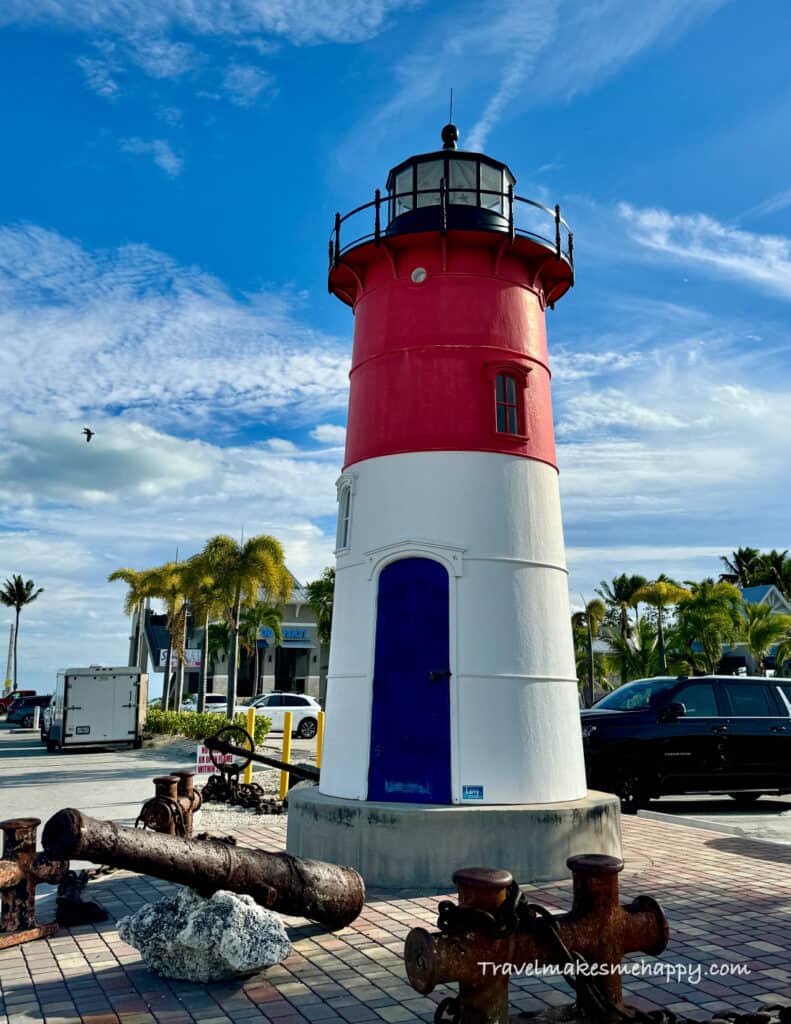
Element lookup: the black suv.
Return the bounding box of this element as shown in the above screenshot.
[581,675,791,813]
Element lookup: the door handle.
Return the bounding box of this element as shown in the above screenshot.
[428,670,452,681]
[710,724,728,734]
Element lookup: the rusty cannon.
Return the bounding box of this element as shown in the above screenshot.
[43,808,364,931]
[404,855,668,1024]
[0,818,69,948]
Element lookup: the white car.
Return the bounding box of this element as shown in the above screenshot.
[248,692,321,738]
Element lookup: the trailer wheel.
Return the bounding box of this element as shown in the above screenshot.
[133,737,143,749]
[47,739,60,753]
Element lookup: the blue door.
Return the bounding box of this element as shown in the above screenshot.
[368,557,451,803]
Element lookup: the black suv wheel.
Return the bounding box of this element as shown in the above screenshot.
[615,772,644,815]
[728,792,763,806]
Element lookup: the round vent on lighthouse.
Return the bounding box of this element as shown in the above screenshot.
[410,267,427,284]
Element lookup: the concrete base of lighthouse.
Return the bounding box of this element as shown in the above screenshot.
[286,788,621,890]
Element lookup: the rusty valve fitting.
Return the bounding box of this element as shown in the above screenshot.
[0,818,69,949]
[405,855,668,1024]
[137,771,203,837]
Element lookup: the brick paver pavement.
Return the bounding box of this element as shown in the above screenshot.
[0,815,789,1024]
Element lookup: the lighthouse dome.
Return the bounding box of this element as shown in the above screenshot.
[385,123,516,236]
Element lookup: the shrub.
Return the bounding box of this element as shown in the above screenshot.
[145,708,270,746]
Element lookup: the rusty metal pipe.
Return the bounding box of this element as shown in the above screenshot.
[43,808,364,931]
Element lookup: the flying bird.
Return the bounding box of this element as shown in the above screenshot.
[82,428,95,443]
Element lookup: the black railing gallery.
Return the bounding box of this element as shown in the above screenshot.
[328,184,573,271]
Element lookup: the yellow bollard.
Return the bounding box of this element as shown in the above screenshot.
[316,710,325,769]
[279,711,293,800]
[243,706,256,785]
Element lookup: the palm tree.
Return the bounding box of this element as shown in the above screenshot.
[739,603,791,675]
[202,535,291,717]
[207,623,230,673]
[719,547,761,588]
[755,549,791,601]
[676,579,742,674]
[596,574,647,682]
[630,578,690,674]
[107,568,155,671]
[181,555,226,713]
[0,576,44,688]
[600,616,661,683]
[571,598,606,707]
[240,603,283,696]
[305,567,335,646]
[145,561,188,710]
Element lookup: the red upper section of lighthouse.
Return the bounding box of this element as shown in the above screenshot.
[328,127,574,473]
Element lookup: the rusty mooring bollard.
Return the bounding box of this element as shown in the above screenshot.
[137,771,203,837]
[0,818,69,949]
[405,855,668,1024]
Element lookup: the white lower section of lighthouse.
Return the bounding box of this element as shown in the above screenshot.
[319,450,588,806]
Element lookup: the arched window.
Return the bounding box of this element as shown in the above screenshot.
[495,373,520,434]
[336,482,352,550]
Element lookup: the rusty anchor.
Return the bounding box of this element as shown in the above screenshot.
[0,818,69,949]
[43,807,365,931]
[405,855,669,1024]
[136,771,203,837]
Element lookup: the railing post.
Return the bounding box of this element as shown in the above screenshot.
[440,178,447,237]
[334,212,341,268]
[374,189,382,245]
[555,204,561,261]
[568,232,575,286]
[508,184,514,241]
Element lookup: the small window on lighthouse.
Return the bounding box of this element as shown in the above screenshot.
[337,484,352,550]
[495,374,520,434]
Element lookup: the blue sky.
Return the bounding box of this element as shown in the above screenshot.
[1,0,790,692]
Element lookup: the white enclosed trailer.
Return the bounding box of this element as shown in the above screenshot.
[47,667,148,752]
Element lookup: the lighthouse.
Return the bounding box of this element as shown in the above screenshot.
[287,126,620,885]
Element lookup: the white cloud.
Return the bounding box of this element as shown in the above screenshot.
[127,37,202,78]
[0,0,418,47]
[742,188,791,220]
[310,424,346,445]
[618,202,791,300]
[75,42,123,97]
[119,137,184,177]
[222,63,273,107]
[0,224,351,433]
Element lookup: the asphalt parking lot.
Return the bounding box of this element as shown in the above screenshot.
[0,719,316,835]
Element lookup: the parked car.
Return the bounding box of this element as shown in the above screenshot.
[0,689,36,714]
[247,692,321,738]
[581,675,791,813]
[7,694,52,728]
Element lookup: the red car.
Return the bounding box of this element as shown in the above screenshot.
[0,689,36,714]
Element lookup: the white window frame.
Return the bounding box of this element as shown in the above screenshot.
[336,480,353,551]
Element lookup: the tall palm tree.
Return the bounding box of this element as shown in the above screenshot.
[600,616,661,683]
[596,574,647,682]
[305,567,335,646]
[755,549,791,601]
[571,598,606,707]
[676,579,742,674]
[239,603,283,696]
[107,568,155,671]
[0,576,44,688]
[719,547,761,588]
[145,561,188,710]
[181,555,226,713]
[630,578,690,673]
[739,603,791,675]
[202,534,291,717]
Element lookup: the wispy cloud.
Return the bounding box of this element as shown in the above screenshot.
[222,63,273,107]
[0,224,350,435]
[742,187,791,220]
[0,0,418,47]
[120,137,184,177]
[618,202,791,300]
